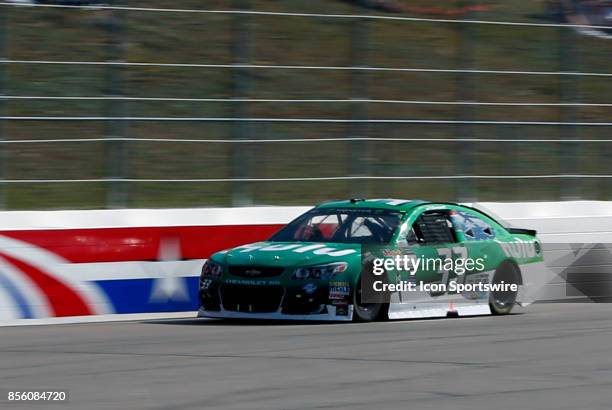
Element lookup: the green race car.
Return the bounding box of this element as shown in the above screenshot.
[198,199,544,321]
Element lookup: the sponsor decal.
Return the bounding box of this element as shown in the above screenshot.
[225,279,281,286]
[234,243,357,257]
[382,249,402,257]
[302,283,318,295]
[329,281,352,300]
[498,239,539,259]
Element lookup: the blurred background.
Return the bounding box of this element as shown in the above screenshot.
[0,0,611,209]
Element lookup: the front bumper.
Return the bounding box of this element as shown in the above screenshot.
[198,278,354,321]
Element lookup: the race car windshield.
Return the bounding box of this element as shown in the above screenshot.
[269,208,402,244]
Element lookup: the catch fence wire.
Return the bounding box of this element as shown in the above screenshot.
[0,1,610,206]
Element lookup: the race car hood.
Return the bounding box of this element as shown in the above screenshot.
[216,241,361,268]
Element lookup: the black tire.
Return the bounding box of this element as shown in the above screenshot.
[489,261,521,315]
[352,269,389,322]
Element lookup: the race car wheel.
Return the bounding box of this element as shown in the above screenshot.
[489,261,521,315]
[352,273,387,322]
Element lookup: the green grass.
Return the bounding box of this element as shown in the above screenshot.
[1,0,611,209]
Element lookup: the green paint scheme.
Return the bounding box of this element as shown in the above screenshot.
[200,199,543,317]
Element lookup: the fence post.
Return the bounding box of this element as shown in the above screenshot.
[105,1,128,208]
[455,1,476,202]
[558,25,579,200]
[349,12,369,198]
[0,6,7,209]
[230,0,252,206]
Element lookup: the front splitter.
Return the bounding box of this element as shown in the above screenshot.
[197,305,353,321]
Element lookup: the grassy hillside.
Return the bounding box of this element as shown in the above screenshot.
[1,0,611,209]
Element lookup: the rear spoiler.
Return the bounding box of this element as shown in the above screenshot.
[506,227,537,237]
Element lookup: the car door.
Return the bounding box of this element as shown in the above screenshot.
[406,208,463,296]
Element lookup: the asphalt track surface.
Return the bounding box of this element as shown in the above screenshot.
[1,304,612,410]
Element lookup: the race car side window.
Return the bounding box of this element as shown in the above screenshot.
[410,211,458,244]
[449,210,496,242]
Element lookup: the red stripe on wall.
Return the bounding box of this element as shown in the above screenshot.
[0,224,283,263]
[0,253,93,317]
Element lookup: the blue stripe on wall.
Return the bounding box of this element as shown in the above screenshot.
[93,277,199,314]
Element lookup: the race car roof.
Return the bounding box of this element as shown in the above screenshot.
[316,198,429,212]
